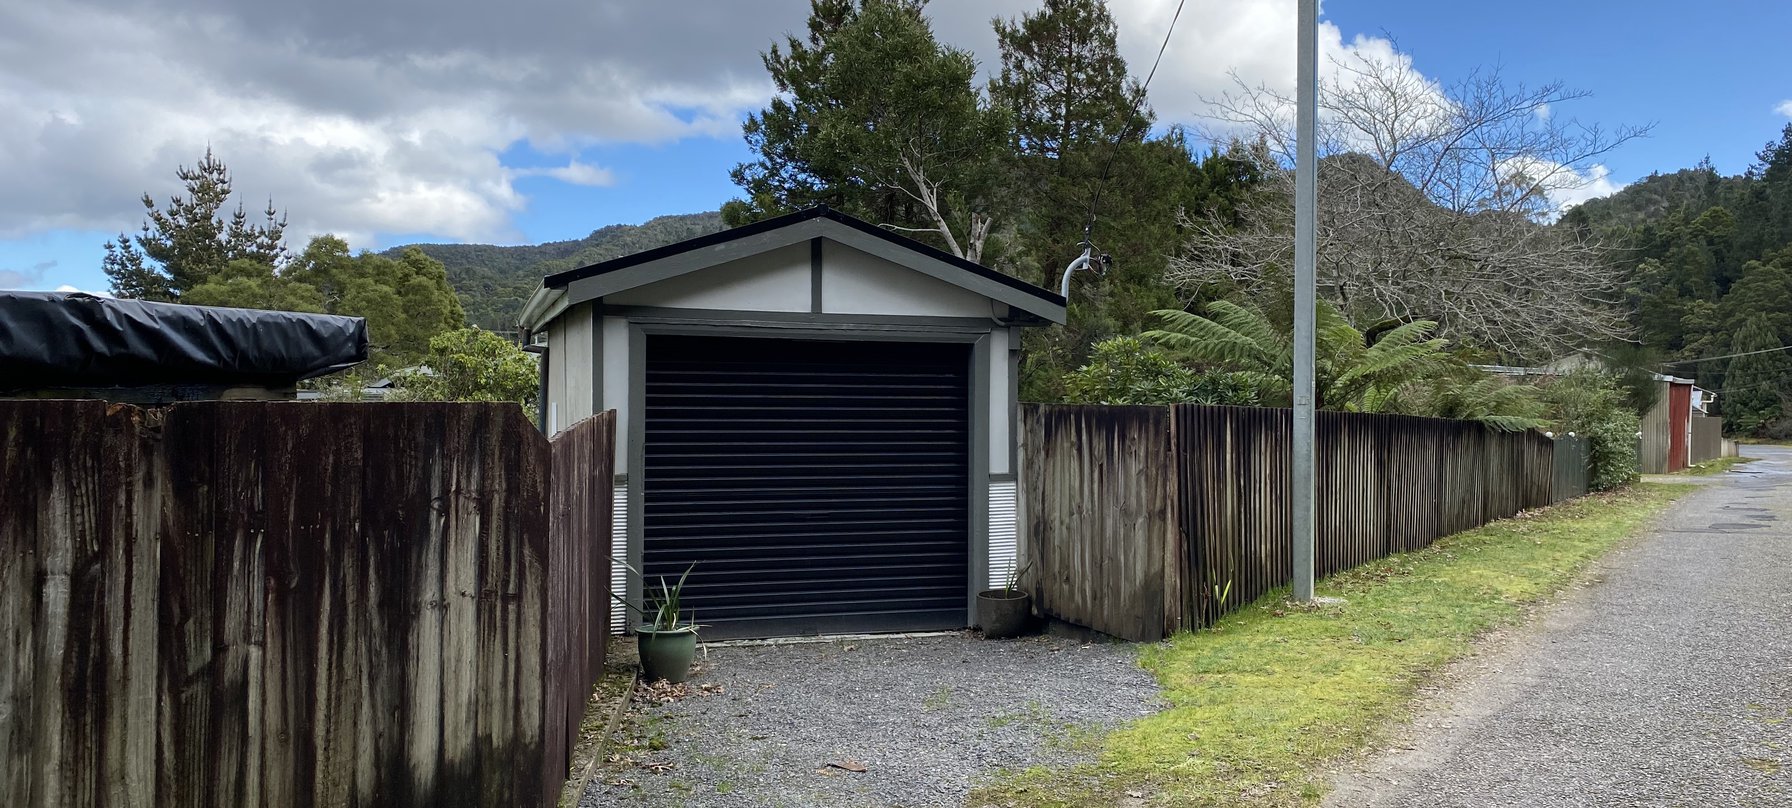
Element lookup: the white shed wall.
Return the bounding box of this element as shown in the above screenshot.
[987,327,1010,476]
[606,243,810,312]
[602,315,631,474]
[544,302,596,436]
[820,241,992,318]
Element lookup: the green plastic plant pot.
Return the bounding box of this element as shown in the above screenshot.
[636,627,699,684]
[976,590,1032,639]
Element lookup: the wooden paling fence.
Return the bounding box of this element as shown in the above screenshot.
[1023,404,1578,642]
[1689,415,1723,466]
[0,400,614,808]
[1551,435,1591,501]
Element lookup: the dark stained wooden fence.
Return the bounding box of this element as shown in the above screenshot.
[1023,404,1572,641]
[1023,406,1177,642]
[544,413,615,800]
[1551,435,1590,501]
[1,400,614,808]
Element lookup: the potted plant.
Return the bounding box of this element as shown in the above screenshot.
[612,561,701,684]
[977,559,1033,639]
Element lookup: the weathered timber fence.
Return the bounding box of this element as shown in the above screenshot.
[1689,415,1723,466]
[0,400,614,808]
[1551,435,1590,501]
[541,413,612,806]
[1022,404,1573,641]
[545,412,615,800]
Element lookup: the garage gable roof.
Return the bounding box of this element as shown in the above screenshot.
[534,206,1067,326]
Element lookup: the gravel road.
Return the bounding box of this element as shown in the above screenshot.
[583,632,1159,808]
[1327,446,1792,808]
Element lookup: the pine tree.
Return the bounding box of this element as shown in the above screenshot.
[989,0,1259,399]
[1721,314,1792,435]
[103,149,289,301]
[724,0,1006,262]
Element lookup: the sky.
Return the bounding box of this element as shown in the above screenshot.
[2,0,1788,294]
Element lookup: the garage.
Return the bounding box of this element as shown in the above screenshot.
[519,205,1065,638]
[644,336,971,638]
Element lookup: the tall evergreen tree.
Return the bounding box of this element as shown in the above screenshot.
[725,0,1006,262]
[103,149,288,300]
[1720,314,1792,435]
[990,0,1146,165]
[988,0,1258,398]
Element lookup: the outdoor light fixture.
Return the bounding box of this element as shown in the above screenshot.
[1058,242,1109,298]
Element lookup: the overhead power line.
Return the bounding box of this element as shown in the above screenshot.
[1661,343,1792,366]
[1082,0,1187,235]
[1139,0,1186,93]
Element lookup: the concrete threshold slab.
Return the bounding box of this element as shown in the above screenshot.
[704,630,963,648]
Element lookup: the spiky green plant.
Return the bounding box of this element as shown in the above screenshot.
[1141,299,1447,411]
[609,559,698,632]
[1399,367,1547,432]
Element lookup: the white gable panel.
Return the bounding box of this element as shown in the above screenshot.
[605,242,810,312]
[821,240,993,318]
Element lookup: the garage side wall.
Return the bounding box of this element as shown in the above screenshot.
[543,301,596,436]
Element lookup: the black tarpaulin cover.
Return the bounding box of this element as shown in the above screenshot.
[0,291,369,388]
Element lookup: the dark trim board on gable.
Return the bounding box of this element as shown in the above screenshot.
[539,205,1067,319]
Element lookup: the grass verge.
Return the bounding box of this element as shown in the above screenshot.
[1682,455,1756,476]
[968,482,1694,808]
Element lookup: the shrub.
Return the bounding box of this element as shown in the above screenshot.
[1537,370,1640,490]
[1062,336,1259,406]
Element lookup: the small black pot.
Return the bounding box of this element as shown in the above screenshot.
[976,589,1032,639]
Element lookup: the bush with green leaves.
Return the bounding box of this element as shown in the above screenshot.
[1062,336,1259,405]
[1537,369,1641,490]
[389,328,539,421]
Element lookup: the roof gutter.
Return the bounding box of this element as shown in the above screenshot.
[517,284,568,333]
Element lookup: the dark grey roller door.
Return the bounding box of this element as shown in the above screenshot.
[642,335,971,639]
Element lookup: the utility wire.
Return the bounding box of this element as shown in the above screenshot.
[1661,343,1792,365]
[1082,0,1188,237]
[1709,378,1791,395]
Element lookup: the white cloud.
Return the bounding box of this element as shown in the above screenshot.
[0,0,1625,250]
[53,284,113,297]
[1500,157,1624,214]
[1550,163,1623,210]
[1777,100,1792,118]
[1098,0,1408,127]
[0,0,791,248]
[0,259,57,288]
[514,160,618,188]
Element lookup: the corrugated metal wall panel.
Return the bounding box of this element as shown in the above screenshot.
[987,480,1018,589]
[643,336,971,639]
[611,482,628,633]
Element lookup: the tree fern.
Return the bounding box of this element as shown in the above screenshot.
[1138,298,1543,430]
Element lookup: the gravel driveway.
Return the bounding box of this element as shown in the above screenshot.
[583,632,1160,808]
[1327,446,1792,807]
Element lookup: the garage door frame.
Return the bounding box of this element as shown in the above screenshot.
[621,316,993,635]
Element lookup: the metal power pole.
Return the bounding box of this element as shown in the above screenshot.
[1291,0,1318,603]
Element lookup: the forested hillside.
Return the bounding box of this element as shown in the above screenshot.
[1564,124,1792,433]
[395,211,725,330]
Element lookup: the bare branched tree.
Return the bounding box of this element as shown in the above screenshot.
[1173,49,1649,361]
[883,146,994,264]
